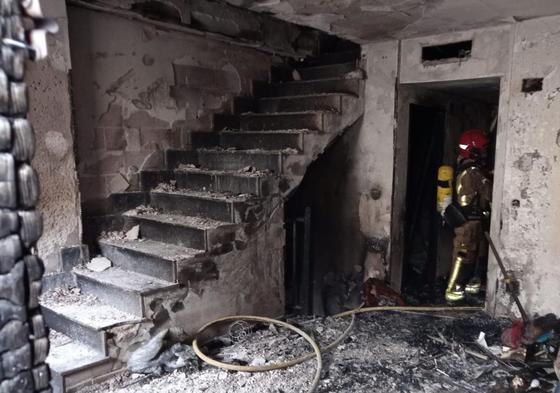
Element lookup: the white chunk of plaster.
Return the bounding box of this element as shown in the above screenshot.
[86,256,112,272]
[125,225,140,241]
[250,357,266,366]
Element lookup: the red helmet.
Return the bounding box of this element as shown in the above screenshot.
[458,129,489,159]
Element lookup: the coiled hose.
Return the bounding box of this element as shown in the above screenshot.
[192,306,482,392]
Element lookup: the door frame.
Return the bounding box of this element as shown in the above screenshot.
[389,78,504,295]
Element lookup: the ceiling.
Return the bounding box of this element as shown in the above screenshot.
[224,0,560,43]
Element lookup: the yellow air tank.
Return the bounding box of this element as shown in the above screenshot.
[437,165,454,215]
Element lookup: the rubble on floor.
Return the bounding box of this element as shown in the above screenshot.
[75,311,559,393]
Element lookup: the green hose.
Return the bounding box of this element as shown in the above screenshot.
[192,306,482,392]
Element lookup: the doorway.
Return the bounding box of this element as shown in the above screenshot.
[392,78,500,306]
[402,105,446,300]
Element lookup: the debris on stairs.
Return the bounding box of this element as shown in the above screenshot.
[41,286,143,392]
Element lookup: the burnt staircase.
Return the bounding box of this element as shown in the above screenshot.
[42,48,365,392]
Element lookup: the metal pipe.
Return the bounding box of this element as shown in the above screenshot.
[484,232,528,322]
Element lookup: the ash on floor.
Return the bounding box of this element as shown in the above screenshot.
[77,312,553,393]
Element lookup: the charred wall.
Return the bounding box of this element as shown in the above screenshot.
[68,6,275,207]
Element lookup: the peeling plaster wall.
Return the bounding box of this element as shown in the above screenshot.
[488,15,560,317]
[28,0,82,272]
[357,42,400,250]
[68,6,273,204]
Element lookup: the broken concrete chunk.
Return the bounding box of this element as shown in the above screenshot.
[86,256,112,272]
[250,357,266,367]
[125,225,140,241]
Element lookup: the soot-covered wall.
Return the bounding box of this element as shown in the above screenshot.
[68,6,274,206]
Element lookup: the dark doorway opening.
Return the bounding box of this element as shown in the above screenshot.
[402,105,446,299]
[396,78,500,306]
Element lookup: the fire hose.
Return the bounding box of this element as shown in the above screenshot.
[192,306,482,392]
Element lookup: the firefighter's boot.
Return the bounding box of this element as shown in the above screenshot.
[465,277,482,295]
[445,254,474,302]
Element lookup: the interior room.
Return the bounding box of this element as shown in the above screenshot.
[2,0,560,392]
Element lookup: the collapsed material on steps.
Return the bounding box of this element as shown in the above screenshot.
[192,306,483,392]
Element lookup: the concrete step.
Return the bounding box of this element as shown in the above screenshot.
[255,78,361,98]
[166,149,198,170]
[191,131,220,149]
[230,96,256,114]
[213,113,240,131]
[139,170,174,191]
[240,111,326,131]
[219,130,305,151]
[296,62,358,80]
[99,237,205,282]
[270,64,295,83]
[196,149,288,173]
[74,267,178,317]
[41,292,139,355]
[258,94,347,113]
[47,332,121,393]
[141,168,273,196]
[302,50,361,67]
[108,192,148,214]
[122,210,237,252]
[149,189,260,223]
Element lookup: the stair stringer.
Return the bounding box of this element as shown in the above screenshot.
[136,196,286,337]
[279,86,365,195]
[137,80,366,337]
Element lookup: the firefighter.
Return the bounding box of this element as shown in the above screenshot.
[445,129,492,302]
